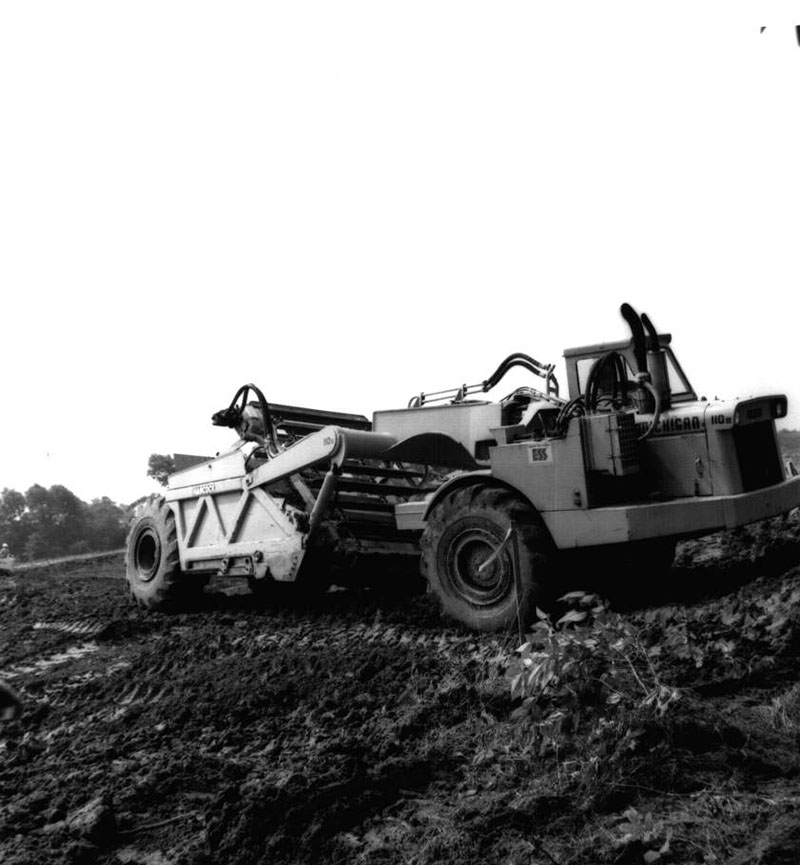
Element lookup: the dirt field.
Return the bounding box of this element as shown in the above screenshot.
[4,520,800,865]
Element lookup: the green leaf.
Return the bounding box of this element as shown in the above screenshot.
[557,610,588,625]
[558,591,590,602]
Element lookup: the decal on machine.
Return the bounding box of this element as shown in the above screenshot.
[528,443,553,464]
[192,483,217,496]
[636,415,705,438]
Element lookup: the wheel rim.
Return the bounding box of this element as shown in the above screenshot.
[443,522,513,608]
[133,527,161,582]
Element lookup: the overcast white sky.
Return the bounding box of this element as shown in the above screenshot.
[1,3,799,505]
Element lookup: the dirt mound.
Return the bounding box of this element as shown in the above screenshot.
[3,520,800,864]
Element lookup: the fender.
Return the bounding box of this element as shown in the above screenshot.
[381,432,481,470]
[423,470,533,521]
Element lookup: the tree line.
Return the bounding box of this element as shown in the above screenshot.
[0,485,131,562]
[0,454,182,563]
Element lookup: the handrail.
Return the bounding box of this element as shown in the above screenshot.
[408,352,560,407]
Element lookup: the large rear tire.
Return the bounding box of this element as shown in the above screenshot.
[126,498,201,610]
[420,485,553,632]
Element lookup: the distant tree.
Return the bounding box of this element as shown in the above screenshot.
[0,488,28,556]
[147,454,176,487]
[23,484,87,560]
[1,484,132,562]
[24,533,49,562]
[0,488,25,523]
[85,497,128,550]
[24,483,48,514]
[20,483,48,560]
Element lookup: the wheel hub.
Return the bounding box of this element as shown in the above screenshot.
[454,538,499,587]
[444,522,512,607]
[134,528,161,582]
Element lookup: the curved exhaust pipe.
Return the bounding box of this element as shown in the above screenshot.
[620,302,662,424]
[620,303,648,374]
[640,312,659,352]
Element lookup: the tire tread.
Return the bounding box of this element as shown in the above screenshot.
[420,483,553,631]
[125,497,199,610]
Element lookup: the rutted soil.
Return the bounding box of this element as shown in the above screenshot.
[4,521,800,865]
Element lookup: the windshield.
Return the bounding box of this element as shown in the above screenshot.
[664,349,694,401]
[575,349,695,403]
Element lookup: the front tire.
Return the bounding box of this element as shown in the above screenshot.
[420,485,553,632]
[126,498,200,610]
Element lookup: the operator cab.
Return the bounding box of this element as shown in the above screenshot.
[563,335,696,405]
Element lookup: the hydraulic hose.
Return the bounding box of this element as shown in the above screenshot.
[482,353,560,397]
[636,379,662,441]
[584,351,628,412]
[555,395,586,436]
[556,350,627,435]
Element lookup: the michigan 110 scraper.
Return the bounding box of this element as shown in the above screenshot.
[126,303,800,630]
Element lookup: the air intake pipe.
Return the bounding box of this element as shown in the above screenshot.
[619,303,662,440]
[641,312,672,413]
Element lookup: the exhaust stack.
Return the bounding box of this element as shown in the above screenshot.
[641,312,672,412]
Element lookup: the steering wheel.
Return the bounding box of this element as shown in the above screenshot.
[211,383,282,455]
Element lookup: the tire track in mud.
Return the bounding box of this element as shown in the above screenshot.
[7,532,800,865]
[0,574,523,865]
[32,619,109,637]
[0,619,117,683]
[3,593,517,735]
[85,613,516,732]
[245,617,515,665]
[0,642,101,680]
[181,606,511,865]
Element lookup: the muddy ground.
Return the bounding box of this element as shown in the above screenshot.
[4,518,800,865]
